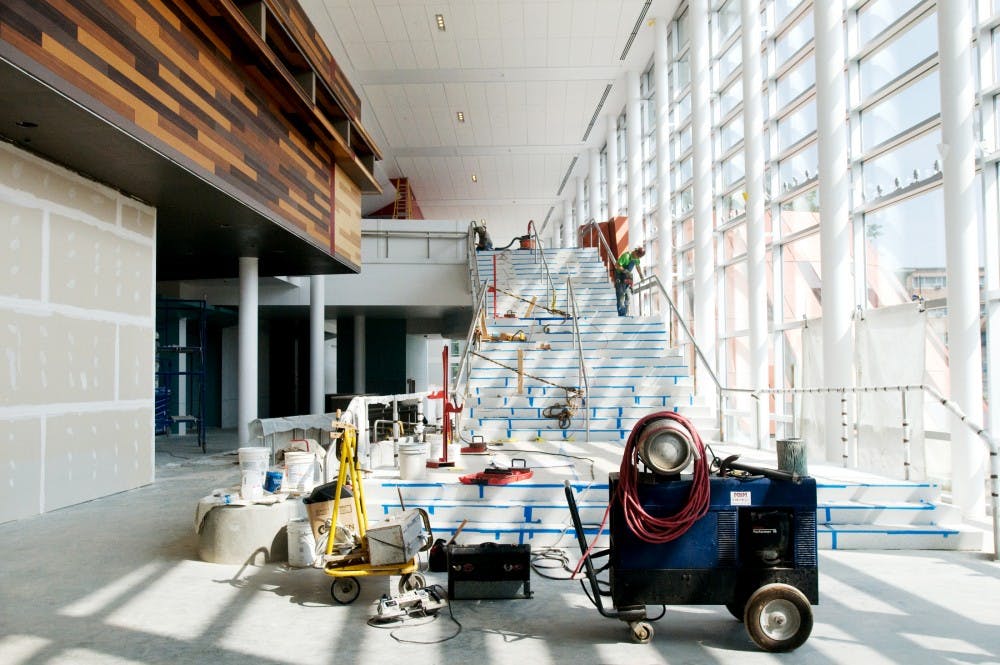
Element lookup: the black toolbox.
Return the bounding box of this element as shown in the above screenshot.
[447,543,531,599]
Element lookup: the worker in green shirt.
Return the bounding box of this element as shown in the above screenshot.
[615,246,645,316]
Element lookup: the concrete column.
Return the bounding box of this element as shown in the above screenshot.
[626,70,643,247]
[353,315,366,394]
[743,0,768,446]
[563,198,574,247]
[814,1,853,463]
[238,256,258,445]
[575,175,586,233]
[589,148,601,226]
[310,275,325,414]
[938,1,985,517]
[690,0,716,374]
[654,17,672,301]
[607,114,620,218]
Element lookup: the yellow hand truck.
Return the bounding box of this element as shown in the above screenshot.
[322,421,432,604]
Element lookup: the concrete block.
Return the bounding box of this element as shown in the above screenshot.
[198,500,305,564]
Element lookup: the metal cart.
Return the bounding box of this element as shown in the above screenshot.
[321,422,432,604]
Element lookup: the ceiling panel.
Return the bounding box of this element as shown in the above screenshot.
[299,0,680,229]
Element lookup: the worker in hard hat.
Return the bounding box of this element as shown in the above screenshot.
[473,220,493,251]
[614,246,645,316]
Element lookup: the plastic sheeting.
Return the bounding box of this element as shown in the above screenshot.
[855,304,926,479]
[798,303,927,478]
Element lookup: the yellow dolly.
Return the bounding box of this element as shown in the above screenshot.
[322,422,431,604]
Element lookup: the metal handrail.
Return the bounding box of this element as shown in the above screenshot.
[467,221,482,303]
[566,276,590,442]
[752,383,999,562]
[526,220,558,313]
[579,219,618,278]
[633,273,731,437]
[452,281,490,410]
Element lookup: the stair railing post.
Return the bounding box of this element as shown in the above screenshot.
[901,390,911,481]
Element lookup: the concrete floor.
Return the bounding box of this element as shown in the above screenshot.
[1,429,999,665]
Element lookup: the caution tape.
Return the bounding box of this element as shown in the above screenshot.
[488,285,568,317]
[470,351,582,395]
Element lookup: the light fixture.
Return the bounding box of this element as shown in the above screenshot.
[471,174,478,183]
[15,120,37,128]
[435,13,445,31]
[456,111,465,122]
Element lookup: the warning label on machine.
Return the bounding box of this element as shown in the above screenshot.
[730,491,752,506]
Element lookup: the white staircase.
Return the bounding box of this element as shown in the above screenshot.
[367,246,983,553]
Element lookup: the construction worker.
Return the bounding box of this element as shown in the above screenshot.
[614,246,645,316]
[473,220,493,251]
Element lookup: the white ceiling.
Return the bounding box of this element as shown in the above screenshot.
[300,0,678,240]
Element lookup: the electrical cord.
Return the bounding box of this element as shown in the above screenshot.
[616,411,710,544]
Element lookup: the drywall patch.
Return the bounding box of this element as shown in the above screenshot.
[49,213,153,316]
[117,324,154,401]
[44,408,153,511]
[0,417,42,523]
[121,202,156,239]
[0,201,43,300]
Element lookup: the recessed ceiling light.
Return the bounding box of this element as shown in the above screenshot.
[456,111,465,122]
[15,120,38,128]
[471,174,478,183]
[435,13,446,31]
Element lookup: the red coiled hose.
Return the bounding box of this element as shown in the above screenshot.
[616,411,711,543]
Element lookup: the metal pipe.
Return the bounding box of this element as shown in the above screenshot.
[567,277,590,442]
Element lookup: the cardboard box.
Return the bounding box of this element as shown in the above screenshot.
[366,509,426,566]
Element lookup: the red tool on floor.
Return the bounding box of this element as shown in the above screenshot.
[459,458,533,485]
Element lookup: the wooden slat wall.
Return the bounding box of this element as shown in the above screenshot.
[265,0,360,122]
[0,0,363,270]
[333,164,361,268]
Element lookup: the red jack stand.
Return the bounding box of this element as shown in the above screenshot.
[428,344,458,468]
[461,434,489,455]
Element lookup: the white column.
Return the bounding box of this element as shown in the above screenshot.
[563,198,574,247]
[691,0,716,374]
[589,148,601,226]
[654,17,672,301]
[743,0,767,447]
[551,224,561,249]
[814,1,853,463]
[238,256,259,445]
[310,275,325,414]
[353,315,366,393]
[626,70,643,247]
[607,114,620,218]
[575,175,586,232]
[938,2,985,517]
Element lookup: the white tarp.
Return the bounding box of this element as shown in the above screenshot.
[799,322,827,466]
[854,303,927,479]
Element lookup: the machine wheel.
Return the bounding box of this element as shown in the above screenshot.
[399,572,426,593]
[330,577,361,604]
[744,584,812,652]
[629,620,654,644]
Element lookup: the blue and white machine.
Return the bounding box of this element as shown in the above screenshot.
[567,412,818,652]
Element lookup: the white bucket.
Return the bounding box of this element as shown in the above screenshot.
[286,517,316,567]
[398,442,428,480]
[238,447,269,500]
[285,451,315,493]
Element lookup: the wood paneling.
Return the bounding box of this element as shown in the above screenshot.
[334,164,361,268]
[0,0,373,271]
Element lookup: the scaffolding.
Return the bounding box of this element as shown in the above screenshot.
[156,298,207,453]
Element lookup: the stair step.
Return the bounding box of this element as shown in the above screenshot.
[818,500,962,525]
[817,523,983,550]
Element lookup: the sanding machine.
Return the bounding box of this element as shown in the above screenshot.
[567,411,818,652]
